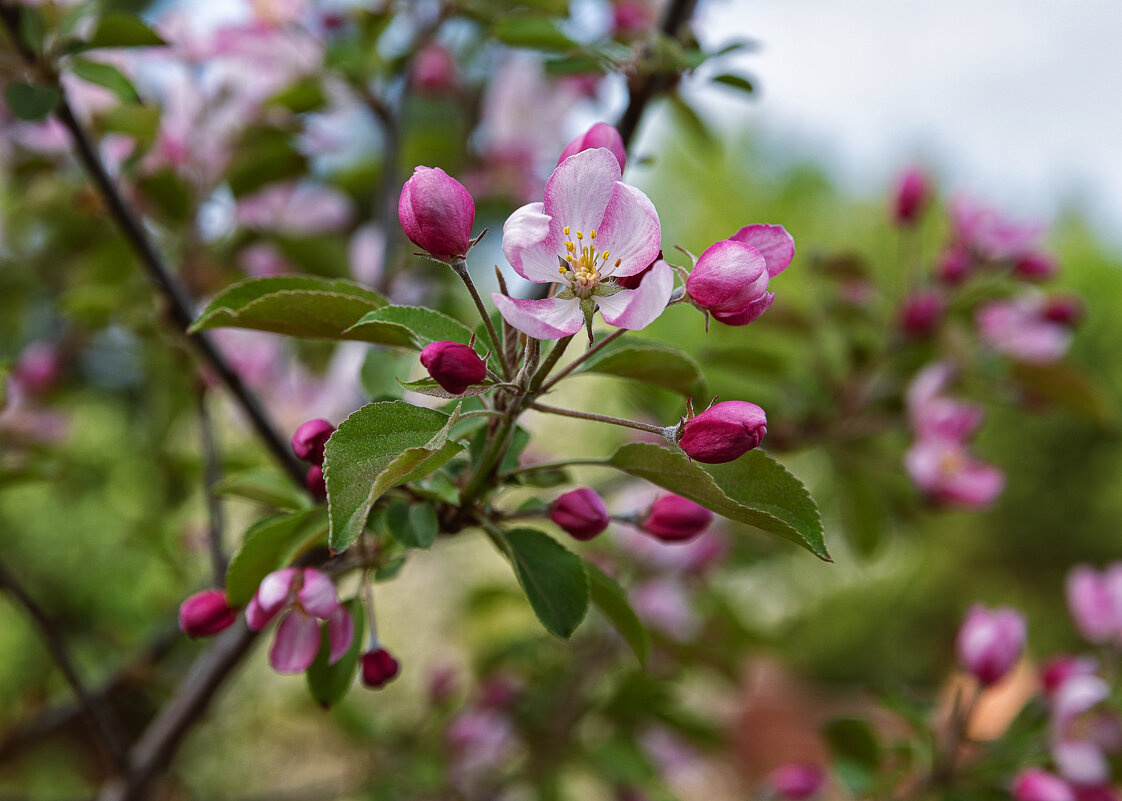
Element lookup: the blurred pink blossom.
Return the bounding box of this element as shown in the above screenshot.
[951,197,1045,261]
[905,435,1005,508]
[236,181,353,234]
[977,295,1073,364]
[631,578,700,640]
[1065,565,1122,644]
[246,568,353,674]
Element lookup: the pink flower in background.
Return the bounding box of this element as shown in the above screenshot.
[1013,769,1076,801]
[239,242,295,277]
[558,122,627,171]
[892,168,930,226]
[955,604,1026,685]
[612,0,657,37]
[493,148,671,340]
[349,224,385,286]
[1042,656,1100,698]
[12,342,63,396]
[977,295,1073,364]
[412,43,457,93]
[237,181,353,234]
[907,363,985,442]
[951,197,1045,261]
[1014,251,1060,282]
[631,578,700,640]
[246,568,354,674]
[936,244,974,284]
[899,289,945,337]
[1049,670,1122,787]
[769,763,826,800]
[447,708,519,782]
[905,436,1004,508]
[1065,565,1122,644]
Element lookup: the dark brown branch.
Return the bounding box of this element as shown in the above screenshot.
[196,386,227,583]
[0,559,127,769]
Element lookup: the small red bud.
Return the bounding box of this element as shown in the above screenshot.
[361,647,400,689]
[178,589,237,638]
[306,465,327,499]
[769,763,826,800]
[550,488,610,541]
[1012,252,1059,282]
[292,418,334,465]
[641,495,713,542]
[899,289,944,338]
[1042,294,1083,327]
[678,400,767,464]
[892,168,929,226]
[420,340,487,395]
[686,240,773,326]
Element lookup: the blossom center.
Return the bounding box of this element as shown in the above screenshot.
[937,446,967,477]
[558,226,621,296]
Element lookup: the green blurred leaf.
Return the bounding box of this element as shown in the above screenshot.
[4,82,60,121]
[499,527,590,638]
[190,276,388,339]
[305,598,364,708]
[493,14,578,51]
[227,131,307,196]
[136,170,192,221]
[215,468,311,511]
[225,509,328,607]
[344,305,474,349]
[823,717,881,768]
[100,104,160,138]
[323,401,464,551]
[1010,361,1117,426]
[604,443,829,560]
[86,13,165,49]
[268,78,327,113]
[67,57,140,103]
[711,73,756,95]
[587,562,650,667]
[579,339,707,397]
[385,501,438,549]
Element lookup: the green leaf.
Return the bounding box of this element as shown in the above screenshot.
[227,131,306,196]
[397,377,494,399]
[499,528,589,638]
[67,57,140,103]
[385,501,439,549]
[225,509,328,607]
[344,305,474,349]
[305,598,364,708]
[587,563,650,667]
[1010,361,1117,426]
[578,339,707,397]
[604,443,829,560]
[823,717,880,768]
[189,276,388,339]
[711,73,756,95]
[86,13,166,49]
[4,82,60,121]
[214,468,311,511]
[100,104,160,138]
[323,401,464,551]
[136,170,192,221]
[268,79,327,113]
[493,14,578,51]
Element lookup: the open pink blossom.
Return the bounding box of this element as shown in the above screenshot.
[951,197,1045,261]
[1066,565,1122,644]
[493,148,671,340]
[1050,672,1122,786]
[977,296,1073,364]
[906,363,985,442]
[246,568,354,674]
[236,181,353,235]
[905,436,1004,508]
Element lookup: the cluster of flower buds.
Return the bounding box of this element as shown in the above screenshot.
[292,418,335,497]
[685,225,795,327]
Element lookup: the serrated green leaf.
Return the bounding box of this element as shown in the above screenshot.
[4,82,60,121]
[385,501,438,549]
[493,14,578,51]
[711,73,756,95]
[323,401,464,551]
[86,13,166,49]
[305,598,364,708]
[214,468,311,511]
[225,509,328,607]
[578,340,707,397]
[397,377,493,399]
[499,528,589,638]
[604,443,829,560]
[189,276,388,339]
[344,305,474,349]
[587,563,650,667]
[67,57,140,103]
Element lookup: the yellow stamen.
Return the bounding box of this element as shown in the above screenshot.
[590,230,597,239]
[576,231,583,240]
[563,226,570,235]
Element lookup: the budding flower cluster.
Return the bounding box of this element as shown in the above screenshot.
[292,418,335,498]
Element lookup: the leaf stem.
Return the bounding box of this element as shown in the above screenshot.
[451,257,507,379]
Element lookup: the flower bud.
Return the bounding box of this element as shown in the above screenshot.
[398,166,475,260]
[892,168,929,226]
[178,589,237,638]
[361,647,400,689]
[899,289,944,338]
[678,400,767,464]
[550,488,610,541]
[768,763,825,800]
[558,123,627,171]
[956,604,1026,685]
[292,418,334,465]
[306,464,327,499]
[419,340,488,395]
[1013,252,1059,282]
[936,245,973,285]
[1013,769,1076,801]
[411,43,457,93]
[686,240,773,326]
[1065,565,1122,644]
[641,494,713,542]
[1043,294,1084,327]
[13,342,63,396]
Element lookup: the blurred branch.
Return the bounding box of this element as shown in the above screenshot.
[0,558,128,770]
[0,5,309,491]
[196,386,227,583]
[615,0,701,150]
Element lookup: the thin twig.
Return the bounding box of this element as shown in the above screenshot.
[0,558,127,769]
[528,334,574,392]
[195,386,226,583]
[498,458,605,480]
[452,257,507,378]
[530,401,670,436]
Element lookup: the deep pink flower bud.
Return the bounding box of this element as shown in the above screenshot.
[641,494,713,542]
[14,342,63,396]
[892,168,929,226]
[769,763,825,800]
[178,589,237,638]
[612,0,655,37]
[412,43,457,93]
[361,647,400,689]
[956,604,1026,685]
[306,465,327,499]
[1013,769,1076,801]
[419,340,487,395]
[558,123,627,171]
[900,289,945,337]
[550,488,610,541]
[1013,252,1059,282]
[398,166,475,260]
[678,400,767,464]
[936,245,973,285]
[686,240,773,326]
[292,418,334,465]
[1042,655,1099,698]
[1043,294,1084,327]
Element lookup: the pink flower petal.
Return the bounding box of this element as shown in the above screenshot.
[543,148,620,241]
[327,605,355,665]
[595,182,661,278]
[597,260,674,330]
[297,569,339,619]
[501,201,560,283]
[256,568,298,617]
[492,293,584,339]
[269,612,322,674]
[1053,740,1110,787]
[245,595,275,631]
[731,224,795,277]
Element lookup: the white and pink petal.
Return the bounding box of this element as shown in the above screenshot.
[543,148,620,240]
[596,260,674,331]
[269,611,323,674]
[596,182,661,278]
[492,293,584,339]
[731,224,795,277]
[502,202,560,283]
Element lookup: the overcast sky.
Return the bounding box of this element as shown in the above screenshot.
[695,0,1122,246]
